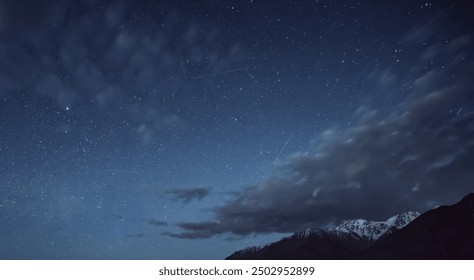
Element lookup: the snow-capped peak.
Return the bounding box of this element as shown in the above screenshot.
[334,211,420,241]
[292,228,328,239]
[292,211,420,242]
[384,211,420,228]
[335,219,390,241]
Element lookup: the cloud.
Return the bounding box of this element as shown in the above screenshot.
[164,222,218,239]
[447,35,471,55]
[403,17,439,45]
[0,1,246,144]
[165,187,211,203]
[377,69,397,89]
[148,219,168,227]
[168,35,474,239]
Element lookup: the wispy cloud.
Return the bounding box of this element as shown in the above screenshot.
[0,0,246,144]
[165,187,211,203]
[168,34,474,239]
[148,219,168,227]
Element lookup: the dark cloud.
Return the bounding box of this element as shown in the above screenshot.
[148,219,168,227]
[165,187,211,203]
[163,221,218,239]
[168,35,474,239]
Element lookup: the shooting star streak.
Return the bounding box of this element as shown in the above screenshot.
[274,134,294,163]
[452,107,463,121]
[191,67,249,79]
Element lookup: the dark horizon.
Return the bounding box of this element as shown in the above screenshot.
[1,0,473,259]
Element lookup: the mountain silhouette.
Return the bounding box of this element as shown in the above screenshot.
[361,193,474,259]
[226,193,474,260]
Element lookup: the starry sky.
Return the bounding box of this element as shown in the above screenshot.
[1,0,473,259]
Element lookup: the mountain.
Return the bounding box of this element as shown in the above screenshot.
[226,211,419,260]
[333,211,419,241]
[226,193,474,260]
[361,193,474,259]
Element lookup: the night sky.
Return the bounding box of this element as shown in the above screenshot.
[1,0,473,259]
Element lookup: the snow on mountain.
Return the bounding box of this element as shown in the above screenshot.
[227,194,473,260]
[384,211,420,228]
[336,211,420,241]
[295,211,420,241]
[334,219,390,241]
[228,211,420,260]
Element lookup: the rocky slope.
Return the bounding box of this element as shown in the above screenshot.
[226,211,419,259]
[227,193,474,259]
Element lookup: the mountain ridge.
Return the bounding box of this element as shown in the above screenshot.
[226,211,419,260]
[226,193,474,260]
